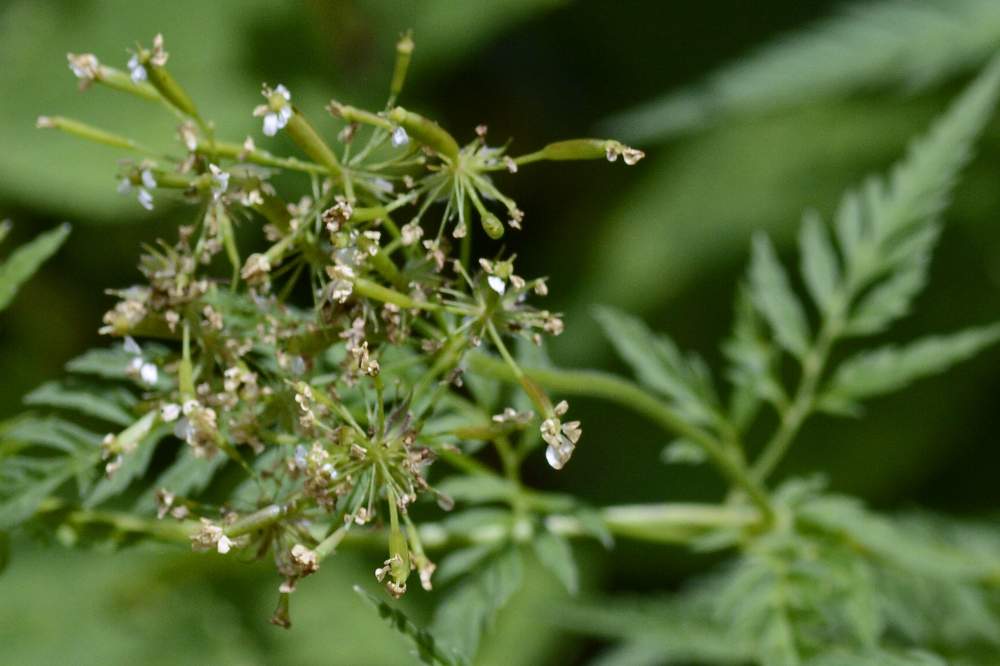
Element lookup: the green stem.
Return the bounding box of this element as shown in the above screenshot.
[35,498,759,549]
[467,351,774,520]
[751,302,844,482]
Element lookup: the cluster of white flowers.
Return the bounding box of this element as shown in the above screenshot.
[191,518,235,554]
[118,168,157,211]
[605,141,646,166]
[541,400,582,470]
[123,335,158,385]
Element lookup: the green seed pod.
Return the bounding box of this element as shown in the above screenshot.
[285,112,342,174]
[146,64,199,118]
[387,106,460,160]
[540,138,610,161]
[36,116,148,153]
[387,496,411,593]
[481,212,505,239]
[270,592,292,629]
[96,66,161,101]
[390,32,414,99]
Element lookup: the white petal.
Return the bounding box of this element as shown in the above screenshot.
[487,275,506,295]
[391,126,409,148]
[139,362,158,385]
[140,169,157,189]
[545,445,566,470]
[278,106,292,126]
[263,113,279,136]
[137,188,154,210]
[123,335,142,355]
[160,403,181,422]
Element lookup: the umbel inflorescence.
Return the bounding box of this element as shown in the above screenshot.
[39,33,642,619]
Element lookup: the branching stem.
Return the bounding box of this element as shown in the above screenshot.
[466,352,775,520]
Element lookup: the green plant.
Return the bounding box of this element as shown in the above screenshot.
[4,29,1000,666]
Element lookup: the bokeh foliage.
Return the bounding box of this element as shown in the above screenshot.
[3,1,1000,664]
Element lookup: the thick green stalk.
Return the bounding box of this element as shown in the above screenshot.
[37,499,759,549]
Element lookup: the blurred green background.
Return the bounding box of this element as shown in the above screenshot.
[3,1,1000,663]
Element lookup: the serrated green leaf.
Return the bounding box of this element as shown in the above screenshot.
[435,475,517,505]
[531,529,578,595]
[835,55,1000,333]
[436,544,501,587]
[23,381,134,427]
[568,507,614,549]
[799,210,841,313]
[820,323,1000,411]
[724,287,784,429]
[603,0,1000,142]
[134,447,227,514]
[593,305,719,426]
[0,459,77,529]
[354,586,461,666]
[0,223,70,311]
[844,259,929,336]
[660,438,707,465]
[558,595,749,663]
[749,233,811,358]
[430,545,523,661]
[834,190,865,264]
[1,415,101,454]
[65,347,135,381]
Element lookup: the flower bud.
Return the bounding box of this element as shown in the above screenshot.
[285,112,342,173]
[480,212,505,239]
[140,36,200,119]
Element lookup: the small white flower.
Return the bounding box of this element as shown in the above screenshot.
[127,54,147,83]
[123,336,142,355]
[120,169,157,210]
[139,362,158,386]
[254,84,293,137]
[541,402,582,470]
[400,221,424,246]
[160,403,181,422]
[391,126,409,147]
[216,535,234,554]
[209,164,229,199]
[67,53,100,82]
[487,275,506,295]
[178,122,198,151]
[371,177,394,194]
[137,188,154,211]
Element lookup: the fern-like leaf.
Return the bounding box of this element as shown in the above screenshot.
[354,586,461,666]
[429,545,524,663]
[819,323,1000,414]
[594,305,721,427]
[0,222,70,312]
